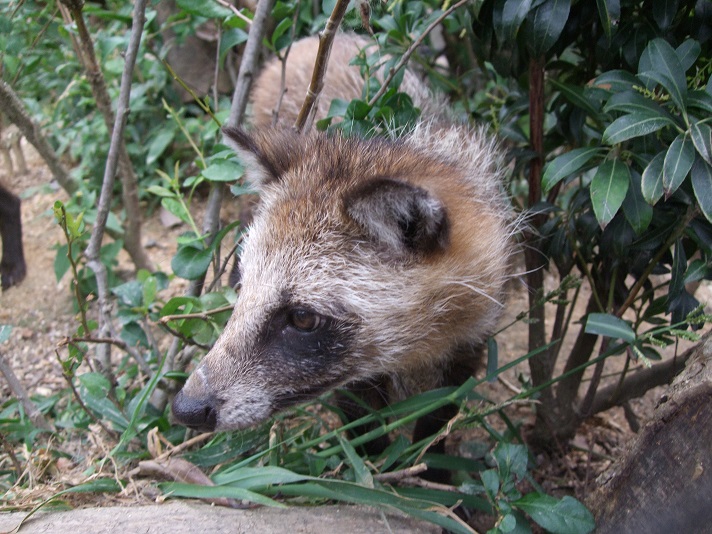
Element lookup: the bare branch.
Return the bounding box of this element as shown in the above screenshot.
[293,0,351,133]
[60,0,153,272]
[0,80,79,195]
[0,352,54,431]
[588,336,706,415]
[84,0,150,381]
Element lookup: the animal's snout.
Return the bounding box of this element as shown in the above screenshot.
[171,389,219,432]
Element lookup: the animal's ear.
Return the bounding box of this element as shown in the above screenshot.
[222,126,302,189]
[345,178,449,257]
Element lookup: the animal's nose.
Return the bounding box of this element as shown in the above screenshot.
[171,390,218,432]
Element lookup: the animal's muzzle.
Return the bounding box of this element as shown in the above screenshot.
[171,389,219,432]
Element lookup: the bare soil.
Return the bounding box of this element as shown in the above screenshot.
[1,141,708,529]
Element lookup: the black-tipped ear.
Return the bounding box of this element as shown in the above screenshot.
[345,178,449,257]
[222,126,276,188]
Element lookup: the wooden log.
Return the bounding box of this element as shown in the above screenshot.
[587,334,712,533]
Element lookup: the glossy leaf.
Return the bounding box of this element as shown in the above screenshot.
[593,70,639,93]
[691,158,712,223]
[603,90,667,117]
[641,152,665,204]
[638,38,687,110]
[676,39,701,73]
[524,0,572,57]
[596,0,620,38]
[690,122,712,165]
[669,238,687,299]
[663,133,695,197]
[494,0,533,43]
[549,78,600,116]
[542,147,600,192]
[602,113,671,144]
[687,91,712,115]
[585,313,635,343]
[622,172,653,234]
[652,0,678,30]
[590,159,630,228]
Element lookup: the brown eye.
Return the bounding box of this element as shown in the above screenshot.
[288,309,325,332]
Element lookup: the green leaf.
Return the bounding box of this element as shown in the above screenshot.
[161,197,192,226]
[641,151,665,204]
[549,78,601,116]
[160,482,286,508]
[514,494,594,534]
[687,90,712,115]
[602,113,672,144]
[486,337,498,382]
[542,147,600,192]
[663,133,695,197]
[691,158,712,223]
[685,259,711,285]
[494,0,533,44]
[669,238,686,299]
[481,469,500,498]
[603,90,668,117]
[590,159,630,228]
[338,434,374,487]
[593,70,639,93]
[78,372,112,398]
[596,0,620,38]
[493,443,529,482]
[652,0,678,31]
[524,0,571,57]
[585,313,635,343]
[622,172,653,234]
[676,39,701,73]
[146,127,175,166]
[172,244,213,280]
[0,324,12,343]
[202,160,244,182]
[690,122,712,165]
[213,466,312,488]
[175,0,231,19]
[638,38,687,110]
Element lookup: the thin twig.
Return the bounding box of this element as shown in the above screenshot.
[56,350,119,439]
[0,353,54,431]
[293,0,351,133]
[373,463,428,483]
[366,0,471,107]
[214,0,252,25]
[160,304,235,324]
[271,0,301,126]
[84,0,150,383]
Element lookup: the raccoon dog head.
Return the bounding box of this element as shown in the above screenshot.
[172,125,509,432]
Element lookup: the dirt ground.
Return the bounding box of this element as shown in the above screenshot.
[1,142,708,529]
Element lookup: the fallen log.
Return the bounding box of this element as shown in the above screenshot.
[587,334,712,533]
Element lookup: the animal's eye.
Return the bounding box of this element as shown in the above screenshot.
[287,309,325,332]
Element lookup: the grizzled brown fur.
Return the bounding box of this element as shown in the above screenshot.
[172,34,516,463]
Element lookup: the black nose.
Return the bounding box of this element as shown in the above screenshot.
[171,390,218,432]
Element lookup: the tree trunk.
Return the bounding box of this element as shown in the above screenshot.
[586,334,712,533]
[0,81,79,195]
